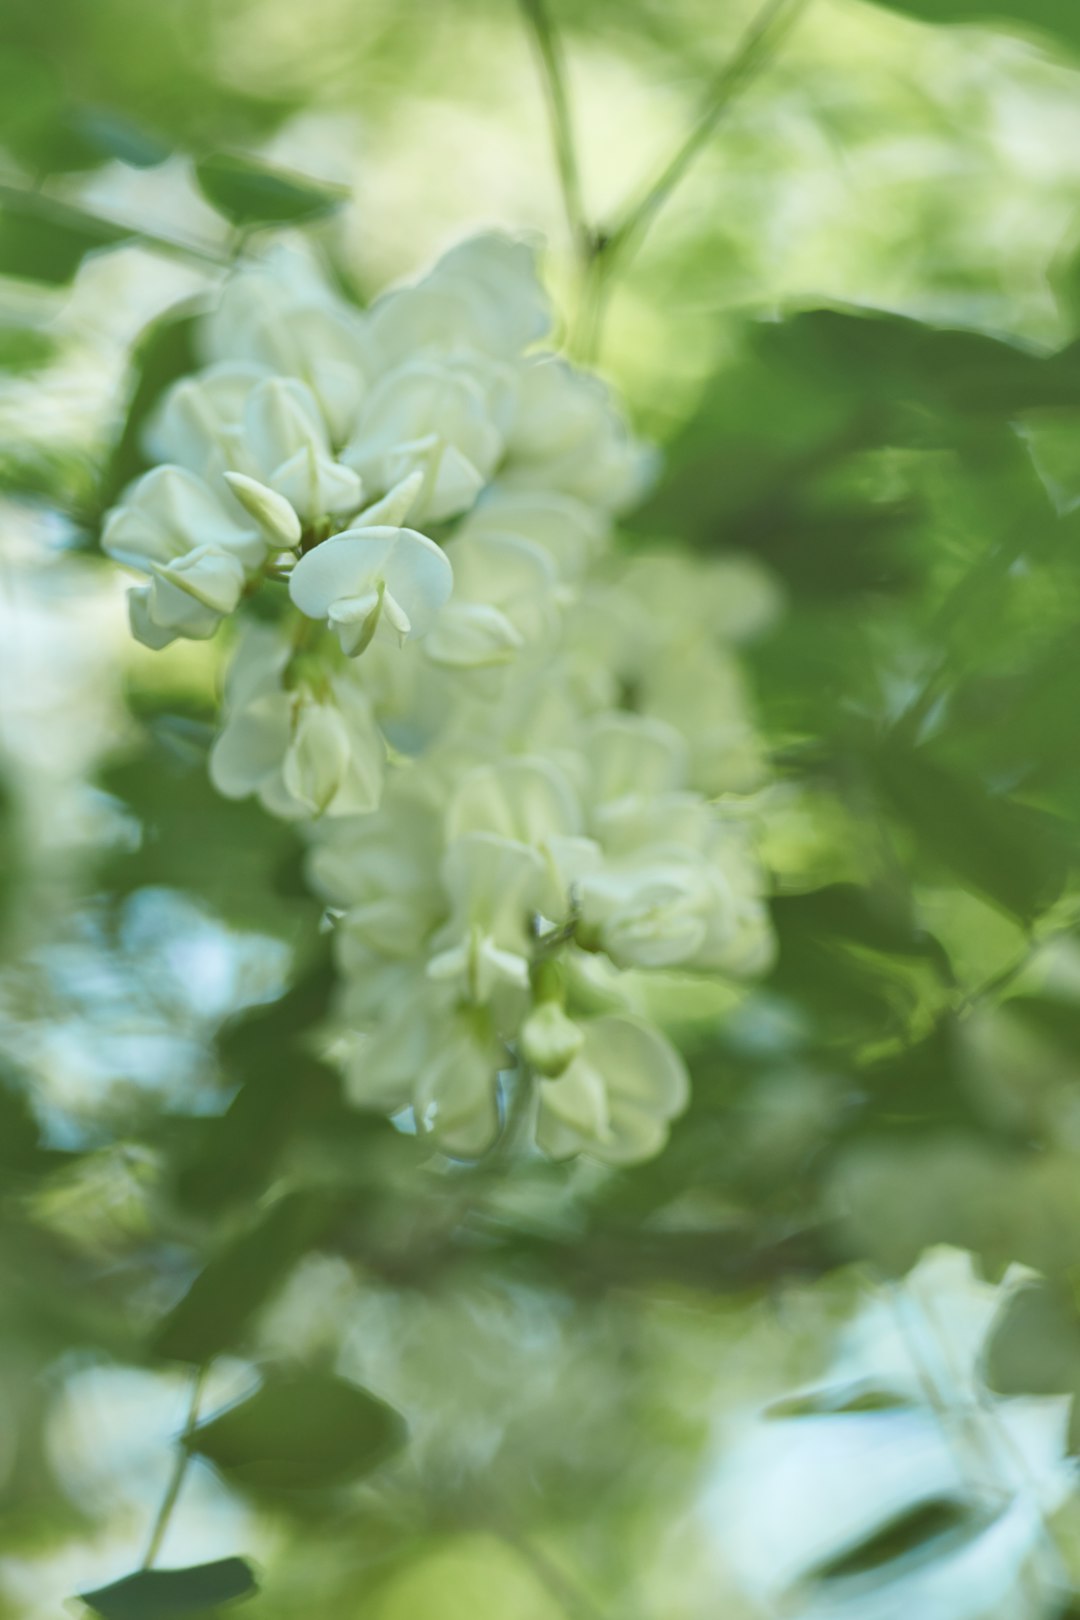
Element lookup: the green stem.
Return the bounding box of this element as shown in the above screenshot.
[519,0,591,263]
[578,0,811,359]
[141,1367,207,1570]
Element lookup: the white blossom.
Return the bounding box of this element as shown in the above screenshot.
[101,228,780,1166]
[288,524,453,656]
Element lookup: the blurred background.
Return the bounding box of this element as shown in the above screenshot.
[7,0,1080,1616]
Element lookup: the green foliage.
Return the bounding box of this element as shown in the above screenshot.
[870,0,1080,57]
[0,187,132,283]
[9,1,1080,1616]
[153,1191,338,1365]
[98,305,204,513]
[194,154,347,229]
[79,1559,257,1618]
[187,1370,408,1493]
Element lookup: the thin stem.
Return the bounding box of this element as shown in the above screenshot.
[494,1521,610,1620]
[603,0,809,269]
[577,0,811,360]
[519,0,591,262]
[141,1367,207,1571]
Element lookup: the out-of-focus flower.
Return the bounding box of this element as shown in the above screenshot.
[707,1248,1077,1620]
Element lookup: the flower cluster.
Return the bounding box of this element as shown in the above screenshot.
[102,232,778,1163]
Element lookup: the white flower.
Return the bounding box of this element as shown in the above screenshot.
[208,628,384,820]
[127,545,247,648]
[147,372,362,524]
[102,464,265,573]
[503,357,654,513]
[102,466,261,647]
[288,524,453,656]
[201,252,375,442]
[424,531,559,669]
[369,231,550,366]
[427,831,547,1005]
[344,359,503,523]
[458,487,608,584]
[536,1016,689,1163]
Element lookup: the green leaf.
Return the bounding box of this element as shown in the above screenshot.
[153,1190,335,1364]
[0,187,131,284]
[187,1369,407,1493]
[872,744,1072,923]
[79,1558,256,1618]
[869,0,1080,58]
[98,302,202,510]
[70,108,171,169]
[984,1282,1080,1448]
[194,154,346,228]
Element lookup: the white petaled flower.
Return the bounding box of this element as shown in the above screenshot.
[288,523,453,657]
[424,530,559,669]
[427,831,548,1006]
[344,359,503,523]
[208,627,384,820]
[200,250,376,443]
[102,465,264,648]
[502,356,655,514]
[102,228,785,1169]
[536,1016,689,1164]
[706,1248,1078,1620]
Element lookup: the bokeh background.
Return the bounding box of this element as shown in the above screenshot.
[8,1,1080,1616]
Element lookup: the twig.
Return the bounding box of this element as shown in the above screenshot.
[141,1366,207,1570]
[519,0,591,262]
[578,0,811,359]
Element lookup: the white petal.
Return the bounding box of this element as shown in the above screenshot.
[269,445,363,521]
[209,692,294,799]
[288,527,398,618]
[223,471,302,547]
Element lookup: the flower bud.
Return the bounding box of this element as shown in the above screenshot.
[520,1000,584,1078]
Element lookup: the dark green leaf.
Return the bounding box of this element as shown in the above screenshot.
[872,745,1072,923]
[869,0,1080,58]
[188,1368,407,1493]
[985,1282,1080,1395]
[0,187,131,284]
[194,154,346,228]
[153,1190,335,1364]
[98,303,203,511]
[79,1558,256,1618]
[810,1499,971,1581]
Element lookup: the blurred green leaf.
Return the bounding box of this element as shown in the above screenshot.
[0,325,57,371]
[70,107,171,168]
[869,0,1080,57]
[0,186,131,284]
[985,1281,1080,1397]
[194,154,347,227]
[187,1369,407,1493]
[153,1189,335,1364]
[872,743,1073,922]
[97,702,316,944]
[99,303,202,510]
[79,1558,256,1618]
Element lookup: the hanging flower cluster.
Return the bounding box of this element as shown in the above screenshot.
[102,233,778,1162]
[707,1249,1077,1620]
